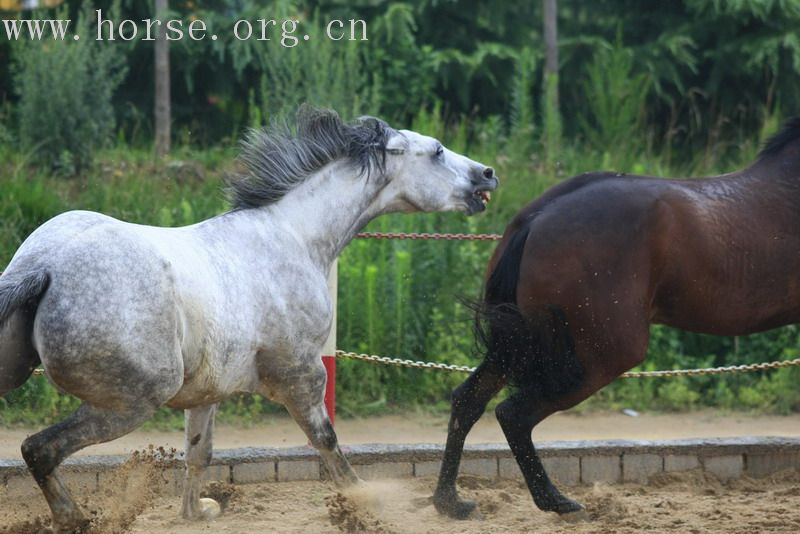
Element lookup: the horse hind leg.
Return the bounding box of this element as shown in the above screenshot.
[433,362,506,519]
[492,305,601,516]
[495,339,647,517]
[21,402,159,532]
[495,393,584,515]
[181,404,222,520]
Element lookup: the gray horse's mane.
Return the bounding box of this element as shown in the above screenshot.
[226,107,394,209]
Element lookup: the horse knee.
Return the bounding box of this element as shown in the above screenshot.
[494,399,514,429]
[310,417,338,451]
[450,381,483,422]
[495,397,539,438]
[21,434,58,482]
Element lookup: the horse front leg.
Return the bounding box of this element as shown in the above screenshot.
[181,404,221,520]
[433,363,506,519]
[270,358,358,486]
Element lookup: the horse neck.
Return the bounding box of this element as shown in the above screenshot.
[742,145,800,198]
[259,161,392,271]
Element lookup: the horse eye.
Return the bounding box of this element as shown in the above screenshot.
[435,144,444,157]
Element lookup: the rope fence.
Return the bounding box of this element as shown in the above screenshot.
[333,350,800,378]
[356,231,502,241]
[28,351,800,379]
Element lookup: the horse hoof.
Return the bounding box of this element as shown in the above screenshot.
[433,494,480,520]
[54,518,90,534]
[199,497,222,520]
[554,499,584,515]
[560,508,590,523]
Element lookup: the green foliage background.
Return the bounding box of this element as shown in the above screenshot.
[1,0,800,426]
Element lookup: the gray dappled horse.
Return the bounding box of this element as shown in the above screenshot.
[0,108,498,532]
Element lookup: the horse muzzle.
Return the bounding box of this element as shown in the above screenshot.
[466,175,499,215]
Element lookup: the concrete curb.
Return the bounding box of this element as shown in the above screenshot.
[2,437,798,496]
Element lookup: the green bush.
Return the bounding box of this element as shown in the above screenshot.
[12,5,126,173]
[577,33,652,169]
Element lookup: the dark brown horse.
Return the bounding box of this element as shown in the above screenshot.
[433,117,800,519]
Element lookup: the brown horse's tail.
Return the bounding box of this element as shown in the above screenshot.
[474,225,584,400]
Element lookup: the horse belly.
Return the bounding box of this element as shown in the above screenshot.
[166,347,260,409]
[652,271,800,336]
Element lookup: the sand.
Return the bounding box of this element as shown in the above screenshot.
[2,411,799,532]
[2,464,798,533]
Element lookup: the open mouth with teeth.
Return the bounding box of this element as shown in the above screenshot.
[466,187,494,214]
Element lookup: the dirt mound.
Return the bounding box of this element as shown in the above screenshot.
[0,445,176,534]
[326,492,391,533]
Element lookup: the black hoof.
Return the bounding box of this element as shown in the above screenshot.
[433,491,478,520]
[535,492,584,515]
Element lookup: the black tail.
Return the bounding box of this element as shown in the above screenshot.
[474,225,584,400]
[0,271,50,326]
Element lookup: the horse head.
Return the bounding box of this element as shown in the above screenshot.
[373,124,498,216]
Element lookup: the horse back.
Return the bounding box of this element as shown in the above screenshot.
[512,172,800,338]
[650,177,800,334]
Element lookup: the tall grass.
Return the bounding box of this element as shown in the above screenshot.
[2,110,799,429]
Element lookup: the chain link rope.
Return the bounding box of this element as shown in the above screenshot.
[356,231,502,241]
[29,353,800,379]
[333,349,800,378]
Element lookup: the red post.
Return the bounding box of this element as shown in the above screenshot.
[322,260,338,425]
[322,355,336,425]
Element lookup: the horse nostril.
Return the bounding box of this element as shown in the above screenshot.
[483,167,495,179]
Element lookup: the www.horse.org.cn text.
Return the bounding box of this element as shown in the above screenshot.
[1,9,369,48]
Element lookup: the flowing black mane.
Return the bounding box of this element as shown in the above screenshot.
[758,116,800,161]
[225,107,393,209]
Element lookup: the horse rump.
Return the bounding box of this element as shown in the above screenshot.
[471,226,584,400]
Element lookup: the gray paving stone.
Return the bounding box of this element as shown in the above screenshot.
[664,454,700,473]
[623,454,663,484]
[414,460,441,477]
[746,452,800,478]
[498,458,521,480]
[543,456,581,486]
[357,462,413,480]
[459,458,498,479]
[581,455,621,484]
[203,464,231,482]
[233,461,275,484]
[703,454,743,481]
[277,460,320,482]
[500,456,589,486]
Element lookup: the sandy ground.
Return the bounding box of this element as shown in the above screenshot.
[2,410,799,460]
[2,463,799,533]
[1,411,799,532]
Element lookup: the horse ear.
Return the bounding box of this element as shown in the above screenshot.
[384,130,407,154]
